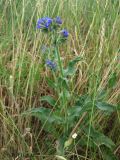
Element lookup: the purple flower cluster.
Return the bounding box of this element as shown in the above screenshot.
[37,16,69,38]
[37,16,69,71]
[46,59,56,70]
[61,29,69,38]
[37,17,52,29]
[55,16,62,24]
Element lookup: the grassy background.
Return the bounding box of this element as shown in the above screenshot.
[0,0,120,159]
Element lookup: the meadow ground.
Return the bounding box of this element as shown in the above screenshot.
[0,0,120,160]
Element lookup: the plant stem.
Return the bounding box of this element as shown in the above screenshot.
[55,46,64,77]
[55,46,68,132]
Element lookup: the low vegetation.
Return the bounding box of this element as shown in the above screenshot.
[0,0,120,159]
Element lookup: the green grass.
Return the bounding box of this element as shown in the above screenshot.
[0,0,120,159]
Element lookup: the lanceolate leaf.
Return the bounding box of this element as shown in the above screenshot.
[22,107,64,137]
[101,146,118,160]
[57,77,69,90]
[63,56,83,76]
[23,107,64,124]
[40,96,56,106]
[96,89,107,101]
[108,72,117,88]
[96,101,117,113]
[46,77,57,89]
[84,126,115,150]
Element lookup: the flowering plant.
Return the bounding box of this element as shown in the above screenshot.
[29,16,82,156]
[23,16,118,159]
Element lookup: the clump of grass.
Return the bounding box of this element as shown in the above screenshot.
[0,0,120,160]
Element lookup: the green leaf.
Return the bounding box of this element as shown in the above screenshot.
[67,106,82,117]
[40,96,56,106]
[101,146,118,160]
[65,106,82,127]
[23,107,64,137]
[66,104,90,128]
[78,137,96,148]
[76,94,93,112]
[43,121,60,137]
[96,89,107,101]
[46,77,57,89]
[84,126,115,150]
[58,77,69,90]
[108,72,117,88]
[117,104,120,110]
[23,107,52,121]
[22,107,66,137]
[59,89,71,102]
[64,95,93,127]
[64,56,83,76]
[96,101,117,113]
[23,107,64,124]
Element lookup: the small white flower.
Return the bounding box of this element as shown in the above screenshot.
[72,133,77,139]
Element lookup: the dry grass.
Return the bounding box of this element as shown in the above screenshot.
[0,0,120,159]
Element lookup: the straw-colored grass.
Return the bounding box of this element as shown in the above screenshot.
[0,0,120,159]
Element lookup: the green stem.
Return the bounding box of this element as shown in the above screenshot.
[55,46,64,77]
[55,46,68,132]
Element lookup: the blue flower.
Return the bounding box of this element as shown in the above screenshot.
[61,29,69,38]
[55,16,62,24]
[46,60,57,70]
[37,17,52,29]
